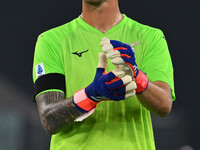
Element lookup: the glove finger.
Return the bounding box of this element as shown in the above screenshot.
[106,50,120,59]
[115,65,134,80]
[97,52,108,69]
[111,85,136,100]
[102,70,125,82]
[105,75,132,89]
[111,57,125,65]
[110,80,136,95]
[102,43,113,53]
[122,75,132,85]
[101,37,110,46]
[125,90,136,99]
[117,65,131,71]
[101,38,130,49]
[120,57,134,66]
[111,56,135,71]
[102,40,130,55]
[103,44,131,60]
[125,81,137,92]
[111,80,136,94]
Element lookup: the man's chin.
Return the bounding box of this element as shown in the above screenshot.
[84,0,105,6]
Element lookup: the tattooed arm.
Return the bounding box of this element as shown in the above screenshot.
[36,91,84,135]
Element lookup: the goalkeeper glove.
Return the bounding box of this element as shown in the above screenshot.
[101,37,149,94]
[73,52,137,113]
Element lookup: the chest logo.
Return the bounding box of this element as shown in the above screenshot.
[72,49,89,57]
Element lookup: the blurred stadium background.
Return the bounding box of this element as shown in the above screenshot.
[0,0,199,149]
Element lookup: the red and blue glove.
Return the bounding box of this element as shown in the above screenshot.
[101,37,149,94]
[73,53,137,114]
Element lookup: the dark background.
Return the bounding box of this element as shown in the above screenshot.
[0,0,199,150]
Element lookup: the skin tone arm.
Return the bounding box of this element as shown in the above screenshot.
[36,92,83,135]
[137,81,172,117]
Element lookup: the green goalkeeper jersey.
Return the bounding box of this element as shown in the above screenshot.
[33,14,175,150]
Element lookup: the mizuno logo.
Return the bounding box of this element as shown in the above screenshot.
[72,49,89,57]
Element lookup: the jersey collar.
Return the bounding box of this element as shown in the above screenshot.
[76,14,128,36]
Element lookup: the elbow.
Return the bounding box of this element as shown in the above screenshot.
[42,126,54,135]
[157,108,171,117]
[42,123,58,135]
[46,130,58,135]
[157,99,172,117]
[40,117,57,135]
[39,110,60,135]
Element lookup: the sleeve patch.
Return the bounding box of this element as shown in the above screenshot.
[36,62,45,78]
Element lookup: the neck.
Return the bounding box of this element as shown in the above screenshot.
[81,0,123,33]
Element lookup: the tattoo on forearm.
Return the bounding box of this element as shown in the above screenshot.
[36,92,83,134]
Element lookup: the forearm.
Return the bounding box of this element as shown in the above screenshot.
[136,81,172,117]
[36,92,83,135]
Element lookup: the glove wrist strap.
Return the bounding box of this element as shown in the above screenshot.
[135,70,149,94]
[73,88,98,113]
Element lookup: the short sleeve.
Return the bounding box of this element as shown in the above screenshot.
[141,29,175,100]
[33,35,64,82]
[32,34,65,99]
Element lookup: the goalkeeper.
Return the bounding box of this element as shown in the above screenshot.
[32,0,175,149]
